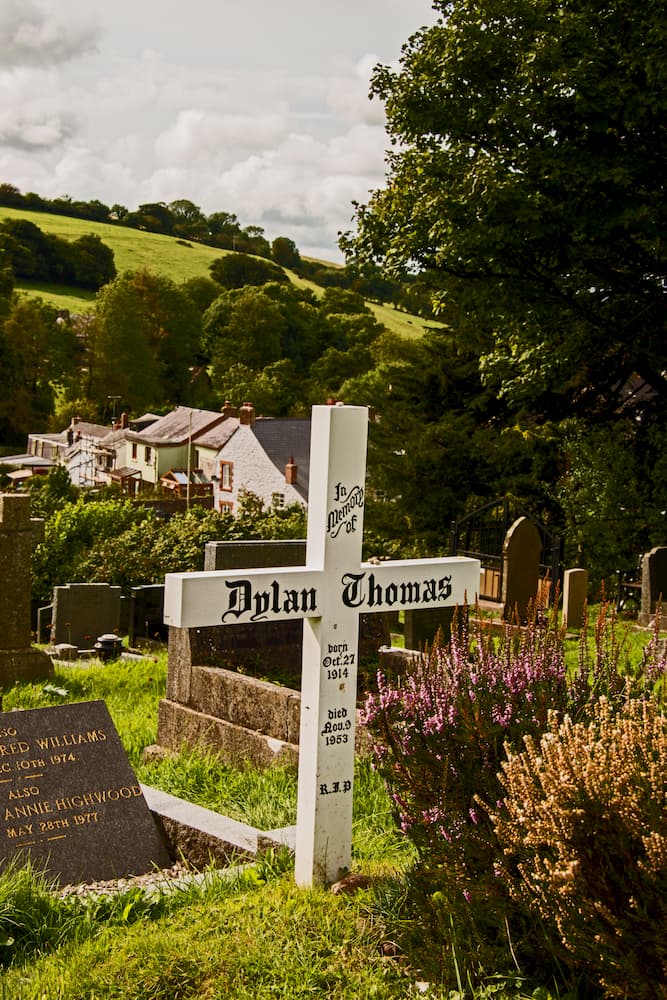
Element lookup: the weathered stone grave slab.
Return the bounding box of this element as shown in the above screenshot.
[502,516,542,622]
[640,546,667,626]
[563,567,588,630]
[0,701,171,884]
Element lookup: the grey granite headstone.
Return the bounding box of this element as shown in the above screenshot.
[0,700,171,884]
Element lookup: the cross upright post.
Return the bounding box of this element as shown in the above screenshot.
[163,404,480,886]
[295,403,368,884]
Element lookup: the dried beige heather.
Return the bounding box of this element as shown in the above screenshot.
[489,698,667,999]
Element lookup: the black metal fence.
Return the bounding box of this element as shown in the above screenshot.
[450,497,563,603]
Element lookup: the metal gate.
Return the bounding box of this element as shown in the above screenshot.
[449,497,562,603]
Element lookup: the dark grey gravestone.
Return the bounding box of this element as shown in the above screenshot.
[51,583,121,648]
[404,606,454,650]
[0,701,171,884]
[129,585,168,645]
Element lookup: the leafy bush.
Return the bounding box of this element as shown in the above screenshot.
[31,490,307,598]
[31,497,145,600]
[490,697,667,999]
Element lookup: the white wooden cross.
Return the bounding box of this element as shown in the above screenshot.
[164,404,480,886]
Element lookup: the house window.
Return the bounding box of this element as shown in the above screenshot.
[144,446,152,464]
[219,500,233,514]
[194,449,200,468]
[272,492,286,509]
[220,461,233,491]
[131,443,138,460]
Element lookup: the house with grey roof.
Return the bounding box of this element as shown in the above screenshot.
[122,405,229,487]
[25,416,129,488]
[212,403,310,513]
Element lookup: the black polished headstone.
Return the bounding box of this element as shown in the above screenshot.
[0,700,170,884]
[129,585,168,645]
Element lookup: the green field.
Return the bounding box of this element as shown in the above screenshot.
[0,206,434,338]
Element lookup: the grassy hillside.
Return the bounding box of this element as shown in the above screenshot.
[0,206,434,339]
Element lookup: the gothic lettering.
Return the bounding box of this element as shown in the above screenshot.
[340,572,454,610]
[222,579,318,622]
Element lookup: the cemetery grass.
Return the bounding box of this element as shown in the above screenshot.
[0,653,562,1000]
[3,610,659,1000]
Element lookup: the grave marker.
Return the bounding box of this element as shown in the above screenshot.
[50,583,121,649]
[0,493,53,684]
[0,700,171,884]
[164,405,480,885]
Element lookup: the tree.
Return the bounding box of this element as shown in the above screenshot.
[209,253,288,290]
[0,296,78,441]
[124,203,175,234]
[202,287,285,377]
[169,199,208,241]
[346,0,667,422]
[271,236,301,269]
[90,270,200,413]
[69,233,116,288]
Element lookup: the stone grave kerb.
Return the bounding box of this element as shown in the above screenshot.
[0,493,53,685]
[164,405,480,886]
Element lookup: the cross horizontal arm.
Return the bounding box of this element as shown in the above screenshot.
[164,556,480,630]
[164,567,324,628]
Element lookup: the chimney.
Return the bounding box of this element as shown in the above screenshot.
[119,412,129,429]
[285,456,297,485]
[239,402,256,426]
[222,400,238,419]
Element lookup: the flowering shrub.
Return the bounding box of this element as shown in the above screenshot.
[362,599,667,989]
[490,697,667,999]
[361,607,569,910]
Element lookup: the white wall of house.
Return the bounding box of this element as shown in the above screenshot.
[193,445,218,482]
[215,426,306,513]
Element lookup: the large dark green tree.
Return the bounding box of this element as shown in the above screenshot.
[346,0,667,421]
[0,281,78,442]
[89,270,200,414]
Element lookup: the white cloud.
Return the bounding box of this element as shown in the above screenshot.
[0,0,98,68]
[0,68,77,149]
[154,106,290,166]
[326,55,386,126]
[0,0,437,259]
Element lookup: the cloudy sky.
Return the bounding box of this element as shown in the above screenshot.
[0,0,437,261]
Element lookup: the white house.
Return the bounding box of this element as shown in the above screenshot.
[212,403,310,513]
